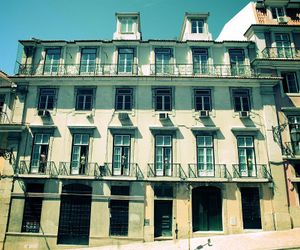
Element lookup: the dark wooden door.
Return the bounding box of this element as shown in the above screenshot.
[154,200,172,237]
[241,187,262,229]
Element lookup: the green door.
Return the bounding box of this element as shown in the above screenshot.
[192,187,222,232]
[241,187,262,229]
[154,200,172,237]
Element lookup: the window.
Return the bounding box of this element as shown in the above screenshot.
[192,48,208,74]
[271,7,285,19]
[22,183,44,233]
[44,48,61,74]
[237,136,256,177]
[232,89,250,112]
[121,18,134,33]
[30,134,50,174]
[197,136,214,176]
[38,88,56,110]
[282,72,299,93]
[229,49,245,76]
[110,186,129,236]
[191,19,204,33]
[115,88,133,111]
[154,88,172,111]
[113,135,130,176]
[80,48,97,74]
[0,94,5,112]
[194,89,211,111]
[118,48,134,73]
[288,116,300,155]
[71,134,89,175]
[155,48,172,74]
[155,135,172,176]
[75,88,94,111]
[275,33,292,58]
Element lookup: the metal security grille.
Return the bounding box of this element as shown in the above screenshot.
[110,200,129,236]
[57,184,92,245]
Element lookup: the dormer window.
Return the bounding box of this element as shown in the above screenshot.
[271,7,285,19]
[191,19,204,34]
[121,18,134,33]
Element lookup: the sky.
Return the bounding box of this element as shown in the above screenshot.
[0,0,251,75]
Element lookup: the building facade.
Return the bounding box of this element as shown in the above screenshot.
[0,5,298,249]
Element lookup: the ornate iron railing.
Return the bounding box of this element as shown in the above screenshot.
[232,164,272,180]
[260,47,300,59]
[17,160,58,176]
[0,111,11,124]
[188,164,230,178]
[95,163,144,179]
[147,163,187,179]
[58,162,96,176]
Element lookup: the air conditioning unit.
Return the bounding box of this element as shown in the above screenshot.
[199,110,210,118]
[239,111,250,118]
[277,16,288,24]
[118,112,129,120]
[159,113,168,120]
[38,110,50,117]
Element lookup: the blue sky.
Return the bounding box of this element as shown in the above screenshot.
[0,0,251,75]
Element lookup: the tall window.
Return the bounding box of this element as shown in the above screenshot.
[192,48,208,74]
[0,94,5,123]
[155,135,172,176]
[118,48,134,74]
[155,48,172,74]
[44,48,61,75]
[38,88,56,110]
[110,186,129,236]
[232,89,250,112]
[288,116,300,155]
[237,136,256,177]
[271,7,285,19]
[71,134,89,175]
[30,134,50,174]
[22,183,44,233]
[194,89,211,111]
[191,19,204,33]
[229,49,245,76]
[80,48,97,74]
[197,136,214,176]
[275,33,292,58]
[75,88,94,111]
[282,72,299,93]
[154,88,172,111]
[113,135,130,176]
[115,88,133,111]
[121,18,134,33]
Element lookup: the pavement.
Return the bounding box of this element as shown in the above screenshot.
[74,229,300,250]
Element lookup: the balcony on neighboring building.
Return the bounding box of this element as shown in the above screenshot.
[232,164,272,182]
[188,164,231,181]
[0,111,11,124]
[16,62,260,78]
[147,163,187,180]
[260,47,300,59]
[283,142,300,159]
[96,162,144,179]
[16,160,58,176]
[58,162,96,177]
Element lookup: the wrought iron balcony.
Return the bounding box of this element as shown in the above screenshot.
[94,163,143,179]
[283,142,300,158]
[232,164,272,180]
[147,163,187,179]
[16,62,258,78]
[16,63,138,76]
[16,160,58,176]
[188,164,230,179]
[260,47,300,59]
[0,111,11,124]
[58,162,96,176]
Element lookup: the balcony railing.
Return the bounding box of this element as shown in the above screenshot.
[0,111,11,124]
[147,163,187,179]
[232,164,272,180]
[260,47,300,59]
[16,62,258,78]
[58,162,96,176]
[95,163,144,179]
[16,160,58,176]
[188,164,230,179]
[283,142,300,157]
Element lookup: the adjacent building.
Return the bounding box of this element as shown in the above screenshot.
[0,2,299,249]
